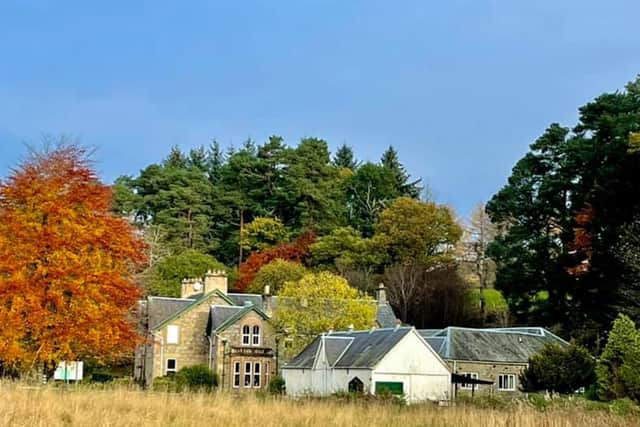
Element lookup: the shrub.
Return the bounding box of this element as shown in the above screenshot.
[175,365,218,391]
[597,314,640,402]
[520,343,595,394]
[268,375,286,395]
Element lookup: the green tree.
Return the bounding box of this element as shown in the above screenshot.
[240,217,289,253]
[487,77,640,341]
[148,249,228,297]
[597,314,640,401]
[333,143,359,170]
[274,272,377,356]
[345,163,399,236]
[380,145,421,198]
[309,227,386,293]
[520,343,595,394]
[246,259,308,295]
[375,197,462,265]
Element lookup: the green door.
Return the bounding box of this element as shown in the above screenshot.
[375,381,404,395]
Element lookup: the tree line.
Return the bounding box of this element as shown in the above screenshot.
[113,139,496,329]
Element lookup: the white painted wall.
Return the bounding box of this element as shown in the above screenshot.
[282,329,452,402]
[282,367,371,396]
[373,330,451,402]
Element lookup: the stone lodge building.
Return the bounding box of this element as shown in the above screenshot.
[419,327,568,396]
[134,270,398,390]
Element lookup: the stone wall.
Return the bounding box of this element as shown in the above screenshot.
[215,311,277,391]
[449,360,527,396]
[151,294,230,379]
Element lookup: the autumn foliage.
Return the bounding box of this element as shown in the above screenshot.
[0,145,146,372]
[235,232,315,292]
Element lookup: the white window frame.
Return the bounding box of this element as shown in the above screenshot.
[460,372,479,390]
[167,325,179,344]
[497,374,516,391]
[244,362,252,388]
[166,358,177,375]
[253,362,261,388]
[242,325,251,346]
[233,361,241,388]
[252,325,261,346]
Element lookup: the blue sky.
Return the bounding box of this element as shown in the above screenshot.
[1,1,639,217]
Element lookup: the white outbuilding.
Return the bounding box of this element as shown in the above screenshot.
[282,326,451,403]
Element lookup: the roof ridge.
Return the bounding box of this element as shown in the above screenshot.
[148,296,196,301]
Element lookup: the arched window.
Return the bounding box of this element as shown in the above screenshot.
[242,325,250,346]
[252,325,261,346]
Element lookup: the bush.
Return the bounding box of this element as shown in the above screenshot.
[520,343,595,394]
[152,365,218,392]
[268,375,286,395]
[175,365,218,391]
[597,313,640,402]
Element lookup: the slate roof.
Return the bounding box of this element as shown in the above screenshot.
[207,305,247,335]
[375,303,398,328]
[146,297,195,329]
[284,327,413,369]
[418,327,568,364]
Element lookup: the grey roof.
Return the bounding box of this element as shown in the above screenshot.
[207,305,246,334]
[285,327,413,369]
[146,297,195,329]
[227,293,279,311]
[375,303,398,328]
[418,327,568,364]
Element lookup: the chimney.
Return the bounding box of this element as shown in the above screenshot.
[262,285,272,315]
[375,283,387,305]
[204,269,228,295]
[181,278,204,299]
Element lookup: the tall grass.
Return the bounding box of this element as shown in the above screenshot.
[0,383,637,427]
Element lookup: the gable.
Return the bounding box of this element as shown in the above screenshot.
[152,289,236,331]
[375,330,450,374]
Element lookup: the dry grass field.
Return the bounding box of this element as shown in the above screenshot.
[1,384,638,427]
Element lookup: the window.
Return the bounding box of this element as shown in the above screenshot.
[242,325,250,346]
[460,372,479,390]
[498,374,516,391]
[253,362,261,388]
[167,325,179,344]
[252,325,261,346]
[233,362,240,388]
[166,358,177,375]
[244,362,252,388]
[266,361,270,388]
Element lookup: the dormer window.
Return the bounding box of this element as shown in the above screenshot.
[242,325,251,346]
[252,325,261,346]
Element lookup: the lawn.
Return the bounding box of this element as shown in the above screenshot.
[1,384,638,427]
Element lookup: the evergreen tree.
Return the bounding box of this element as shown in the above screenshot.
[333,143,358,170]
[380,145,421,198]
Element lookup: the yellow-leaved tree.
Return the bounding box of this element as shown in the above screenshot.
[274,272,376,358]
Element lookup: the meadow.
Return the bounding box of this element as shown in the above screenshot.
[1,383,638,427]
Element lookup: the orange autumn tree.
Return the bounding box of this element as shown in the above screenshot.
[0,144,146,374]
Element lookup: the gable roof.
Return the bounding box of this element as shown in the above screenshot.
[146,297,196,329]
[149,289,237,331]
[206,303,270,336]
[284,327,413,370]
[418,327,568,364]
